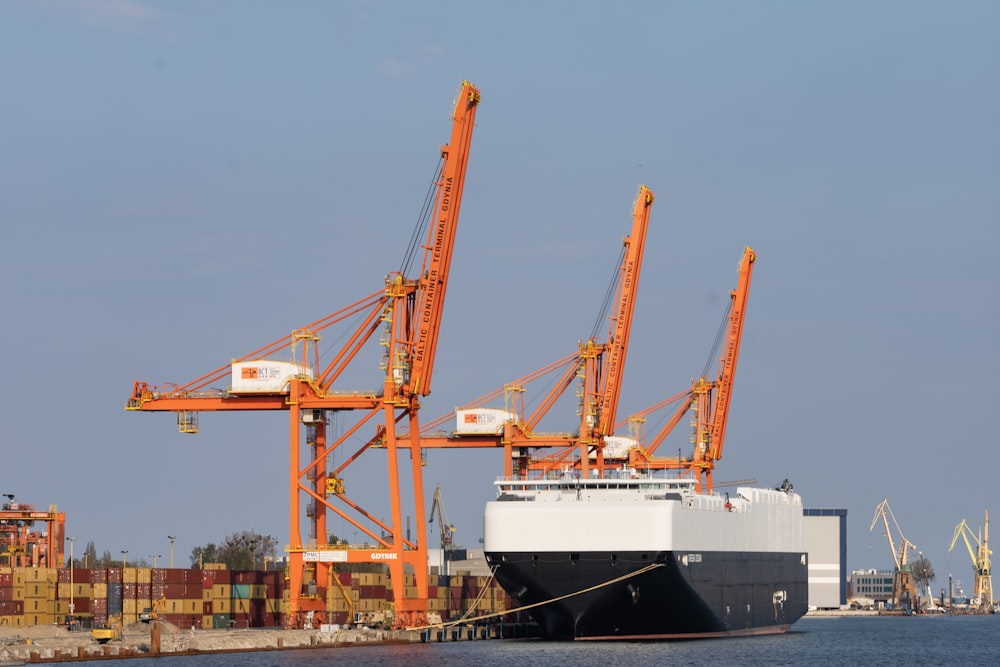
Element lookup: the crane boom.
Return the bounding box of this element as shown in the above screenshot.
[596,185,654,437]
[707,246,755,461]
[408,81,481,396]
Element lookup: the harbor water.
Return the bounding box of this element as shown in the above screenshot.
[33,615,999,666]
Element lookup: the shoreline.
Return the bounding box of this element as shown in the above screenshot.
[0,623,423,664]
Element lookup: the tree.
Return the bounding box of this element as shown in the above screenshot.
[912,554,936,599]
[190,530,278,570]
[83,541,97,568]
[190,543,219,568]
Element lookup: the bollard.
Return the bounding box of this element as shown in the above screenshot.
[151,619,161,655]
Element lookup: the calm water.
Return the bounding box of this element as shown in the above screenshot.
[35,616,999,666]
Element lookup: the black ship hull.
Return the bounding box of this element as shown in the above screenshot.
[485,549,808,640]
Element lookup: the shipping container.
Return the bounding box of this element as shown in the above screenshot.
[0,600,24,615]
[454,408,514,435]
[230,360,313,394]
[210,569,231,585]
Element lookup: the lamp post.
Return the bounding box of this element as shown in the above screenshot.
[167,536,176,569]
[67,537,78,622]
[121,550,128,624]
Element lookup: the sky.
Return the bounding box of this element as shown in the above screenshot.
[1,1,997,590]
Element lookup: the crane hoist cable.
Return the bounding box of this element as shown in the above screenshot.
[700,303,731,380]
[589,246,627,341]
[399,157,445,275]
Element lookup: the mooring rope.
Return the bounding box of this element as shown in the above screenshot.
[407,562,664,632]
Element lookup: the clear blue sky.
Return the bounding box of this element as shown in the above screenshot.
[1,1,997,588]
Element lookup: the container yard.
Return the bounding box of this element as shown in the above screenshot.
[0,565,514,631]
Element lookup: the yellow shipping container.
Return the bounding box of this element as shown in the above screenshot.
[183,599,201,615]
[93,583,108,599]
[137,568,152,584]
[0,615,24,627]
[25,612,55,626]
[202,615,214,629]
[164,599,184,615]
[22,582,49,600]
[214,599,231,614]
[58,583,93,600]
[123,568,137,584]
[250,584,266,599]
[214,584,231,600]
[20,567,56,583]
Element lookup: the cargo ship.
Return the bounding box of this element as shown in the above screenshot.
[483,472,808,640]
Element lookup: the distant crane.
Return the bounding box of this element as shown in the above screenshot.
[949,510,993,610]
[869,498,918,612]
[428,484,456,574]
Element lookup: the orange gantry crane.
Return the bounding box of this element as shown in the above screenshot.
[0,495,65,568]
[126,81,481,629]
[416,185,655,478]
[520,246,756,492]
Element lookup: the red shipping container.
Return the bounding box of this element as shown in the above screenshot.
[165,569,186,584]
[0,587,14,602]
[67,597,91,614]
[0,600,24,615]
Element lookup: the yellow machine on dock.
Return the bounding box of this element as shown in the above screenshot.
[91,615,122,644]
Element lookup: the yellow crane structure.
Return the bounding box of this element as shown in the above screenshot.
[949,510,992,610]
[870,498,918,612]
